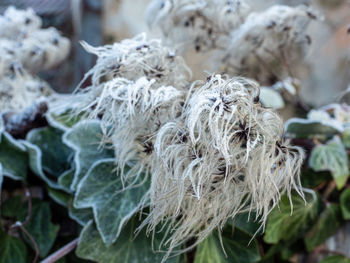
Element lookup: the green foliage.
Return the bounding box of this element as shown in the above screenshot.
[194,227,261,263]
[340,188,350,220]
[26,126,73,178]
[0,131,28,181]
[264,192,319,244]
[76,219,179,263]
[304,204,343,251]
[286,119,339,139]
[309,137,349,189]
[0,227,27,263]
[63,121,114,190]
[320,255,350,263]
[74,159,149,245]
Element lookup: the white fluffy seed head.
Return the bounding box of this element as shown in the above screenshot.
[79,33,192,90]
[218,5,318,84]
[146,0,250,52]
[145,74,304,254]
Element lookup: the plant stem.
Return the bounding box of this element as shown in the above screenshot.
[40,238,79,263]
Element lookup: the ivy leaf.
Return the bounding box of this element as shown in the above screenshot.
[19,200,59,257]
[320,255,350,263]
[63,120,114,190]
[194,227,261,263]
[74,159,149,245]
[47,188,71,207]
[260,87,285,109]
[47,110,84,131]
[58,167,75,193]
[309,137,349,189]
[68,200,93,226]
[0,228,27,263]
[21,141,63,190]
[340,188,350,220]
[26,127,73,178]
[285,118,340,139]
[76,219,179,263]
[232,212,262,236]
[0,131,28,181]
[264,192,319,244]
[1,196,23,217]
[304,204,343,251]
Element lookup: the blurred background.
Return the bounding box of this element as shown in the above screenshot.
[0,0,349,106]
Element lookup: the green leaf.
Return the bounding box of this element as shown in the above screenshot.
[320,255,350,263]
[74,159,149,245]
[342,129,350,149]
[76,219,178,263]
[309,137,349,189]
[264,192,319,244]
[0,228,27,263]
[26,127,73,178]
[21,141,64,190]
[0,131,28,181]
[63,120,114,190]
[47,110,84,130]
[300,169,332,189]
[1,196,23,217]
[47,188,71,207]
[232,212,262,236]
[304,204,343,251]
[68,200,93,226]
[340,188,350,220]
[285,118,340,139]
[194,227,261,263]
[19,200,59,257]
[58,167,75,193]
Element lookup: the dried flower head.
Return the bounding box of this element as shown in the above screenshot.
[218,5,318,84]
[0,6,70,112]
[144,75,304,254]
[79,33,191,89]
[146,0,250,52]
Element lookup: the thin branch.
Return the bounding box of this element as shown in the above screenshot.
[40,238,79,263]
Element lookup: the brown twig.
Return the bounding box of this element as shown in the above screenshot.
[40,238,79,263]
[322,181,337,201]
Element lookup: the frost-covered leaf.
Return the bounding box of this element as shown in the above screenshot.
[19,200,59,257]
[320,255,350,263]
[68,201,93,226]
[58,167,75,193]
[74,159,149,245]
[0,228,27,263]
[0,131,28,181]
[194,227,261,263]
[63,120,114,190]
[342,129,350,149]
[21,141,63,190]
[304,204,343,251]
[285,118,340,139]
[309,138,349,189]
[26,126,73,178]
[47,188,71,207]
[47,110,84,131]
[264,192,319,244]
[260,87,285,109]
[340,188,350,220]
[76,219,178,263]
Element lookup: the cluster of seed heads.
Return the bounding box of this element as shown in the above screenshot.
[146,0,250,52]
[72,33,304,257]
[0,7,70,112]
[147,0,318,85]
